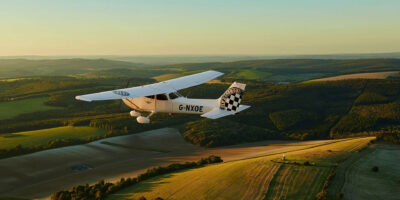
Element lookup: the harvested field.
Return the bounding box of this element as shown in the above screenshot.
[265,165,330,200]
[108,136,374,200]
[110,159,280,200]
[307,71,398,82]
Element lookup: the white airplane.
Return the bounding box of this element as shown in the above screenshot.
[75,70,250,123]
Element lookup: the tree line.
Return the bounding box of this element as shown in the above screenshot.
[51,155,223,200]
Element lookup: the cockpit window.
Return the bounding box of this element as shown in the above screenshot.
[169,93,178,99]
[156,94,168,100]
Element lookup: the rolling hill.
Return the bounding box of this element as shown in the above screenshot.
[0,58,399,200]
[107,137,374,200]
[2,58,400,83]
[0,128,331,199]
[0,59,145,78]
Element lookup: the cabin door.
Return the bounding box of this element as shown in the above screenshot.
[154,94,172,112]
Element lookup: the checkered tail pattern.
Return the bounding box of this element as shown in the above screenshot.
[220,87,243,111]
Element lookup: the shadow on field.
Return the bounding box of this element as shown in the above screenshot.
[111,174,174,199]
[134,175,173,193]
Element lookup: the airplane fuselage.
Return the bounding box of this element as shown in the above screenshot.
[122,96,217,115]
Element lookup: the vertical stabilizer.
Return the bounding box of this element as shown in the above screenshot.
[219,82,246,111]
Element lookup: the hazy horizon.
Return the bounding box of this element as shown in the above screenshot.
[2,51,400,57]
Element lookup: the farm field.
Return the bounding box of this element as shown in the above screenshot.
[329,142,400,200]
[0,126,107,150]
[0,97,60,120]
[0,78,31,82]
[265,165,329,200]
[307,71,398,82]
[236,69,272,80]
[227,69,323,83]
[153,73,182,82]
[111,158,280,200]
[107,136,374,200]
[0,128,338,199]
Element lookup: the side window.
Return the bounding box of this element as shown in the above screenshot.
[145,95,155,99]
[156,94,168,100]
[169,93,178,99]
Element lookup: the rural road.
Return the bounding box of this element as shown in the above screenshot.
[0,127,328,199]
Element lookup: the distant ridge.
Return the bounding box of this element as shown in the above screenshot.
[1,52,400,65]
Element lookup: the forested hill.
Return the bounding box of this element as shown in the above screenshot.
[160,59,400,82]
[182,78,400,147]
[0,59,146,78]
[1,58,400,149]
[166,59,400,73]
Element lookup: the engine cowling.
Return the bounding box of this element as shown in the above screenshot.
[137,116,150,124]
[130,110,141,117]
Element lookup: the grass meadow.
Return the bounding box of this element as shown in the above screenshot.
[0,126,107,150]
[236,69,272,80]
[0,97,60,120]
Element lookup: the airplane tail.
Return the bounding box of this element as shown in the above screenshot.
[218,82,246,111]
[201,82,250,119]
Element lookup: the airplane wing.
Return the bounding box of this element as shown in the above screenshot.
[201,105,250,119]
[162,70,223,91]
[75,70,224,102]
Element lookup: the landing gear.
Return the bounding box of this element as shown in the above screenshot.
[136,111,155,124]
[130,110,141,117]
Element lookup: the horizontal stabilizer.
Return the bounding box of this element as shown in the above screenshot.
[201,105,250,119]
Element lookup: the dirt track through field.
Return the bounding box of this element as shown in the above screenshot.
[0,128,329,199]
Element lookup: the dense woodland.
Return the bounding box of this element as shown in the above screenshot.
[376,130,400,144]
[1,58,400,152]
[183,79,400,146]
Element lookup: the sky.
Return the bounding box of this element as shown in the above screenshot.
[0,0,399,56]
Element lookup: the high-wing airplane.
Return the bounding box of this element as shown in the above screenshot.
[75,70,250,124]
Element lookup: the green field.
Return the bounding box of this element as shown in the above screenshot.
[236,69,272,80]
[0,126,107,150]
[0,97,60,120]
[227,69,324,83]
[107,137,374,200]
[328,142,400,199]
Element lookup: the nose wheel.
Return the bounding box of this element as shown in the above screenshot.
[130,110,141,117]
